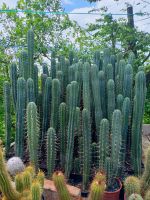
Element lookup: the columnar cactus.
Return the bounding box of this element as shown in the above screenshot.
[51,57,56,79]
[42,77,52,142]
[105,63,113,83]
[27,102,40,169]
[10,62,17,109]
[42,63,49,76]
[15,77,26,158]
[33,64,39,104]
[118,59,126,94]
[123,64,133,99]
[65,81,79,178]
[91,65,102,136]
[27,78,35,103]
[59,102,68,168]
[50,79,61,132]
[111,109,122,177]
[31,182,41,200]
[47,127,56,177]
[20,51,29,80]
[98,119,109,170]
[107,79,115,123]
[124,176,141,199]
[27,29,34,78]
[3,81,11,153]
[116,94,124,110]
[131,71,146,175]
[53,171,72,200]
[94,50,102,70]
[82,108,91,190]
[15,174,24,193]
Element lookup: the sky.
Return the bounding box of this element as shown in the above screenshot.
[0,0,150,32]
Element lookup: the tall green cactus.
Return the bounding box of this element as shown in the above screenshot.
[15,77,26,158]
[111,109,122,177]
[27,102,40,169]
[82,62,91,113]
[131,71,146,175]
[51,57,56,79]
[27,78,35,103]
[98,119,109,170]
[59,102,68,169]
[116,94,124,110]
[69,50,74,65]
[42,77,52,142]
[33,64,39,104]
[123,64,133,99]
[65,81,79,178]
[20,51,29,80]
[91,65,102,136]
[121,97,130,167]
[47,127,56,177]
[98,70,107,118]
[50,79,61,132]
[94,50,102,70]
[27,29,34,78]
[107,79,115,123]
[105,63,113,83]
[10,62,17,109]
[103,48,111,71]
[4,81,11,154]
[82,108,91,190]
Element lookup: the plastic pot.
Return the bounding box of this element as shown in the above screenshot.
[103,179,122,200]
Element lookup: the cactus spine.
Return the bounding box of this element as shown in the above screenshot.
[31,182,41,200]
[27,102,40,169]
[27,29,34,78]
[15,77,26,158]
[53,171,72,200]
[65,81,78,178]
[82,108,91,190]
[10,62,17,109]
[47,127,56,177]
[99,119,109,169]
[131,71,146,175]
[124,176,141,199]
[15,174,24,193]
[4,81,11,153]
[59,102,68,168]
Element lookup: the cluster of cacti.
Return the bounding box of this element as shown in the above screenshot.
[0,146,44,200]
[4,29,146,194]
[125,148,150,199]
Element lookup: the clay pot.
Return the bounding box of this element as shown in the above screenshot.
[103,179,122,200]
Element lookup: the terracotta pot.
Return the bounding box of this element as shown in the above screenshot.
[103,179,122,200]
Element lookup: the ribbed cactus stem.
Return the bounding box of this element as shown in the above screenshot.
[116,94,124,110]
[37,171,45,188]
[10,62,17,109]
[22,170,32,190]
[0,148,21,200]
[31,182,41,200]
[94,51,102,70]
[47,127,56,177]
[118,59,126,94]
[131,71,146,175]
[124,176,141,199]
[53,171,72,200]
[82,108,91,190]
[50,79,61,132]
[59,102,68,168]
[69,51,74,65]
[99,119,109,169]
[65,81,79,178]
[27,78,35,103]
[111,109,122,177]
[51,58,56,79]
[27,29,34,78]
[91,65,102,137]
[27,102,40,169]
[15,77,26,158]
[107,79,115,123]
[42,77,52,142]
[15,173,24,193]
[82,62,91,113]
[123,64,133,99]
[33,64,39,104]
[20,51,29,80]
[105,64,113,82]
[4,81,11,154]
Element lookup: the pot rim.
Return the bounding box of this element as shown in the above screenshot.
[104,178,122,194]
